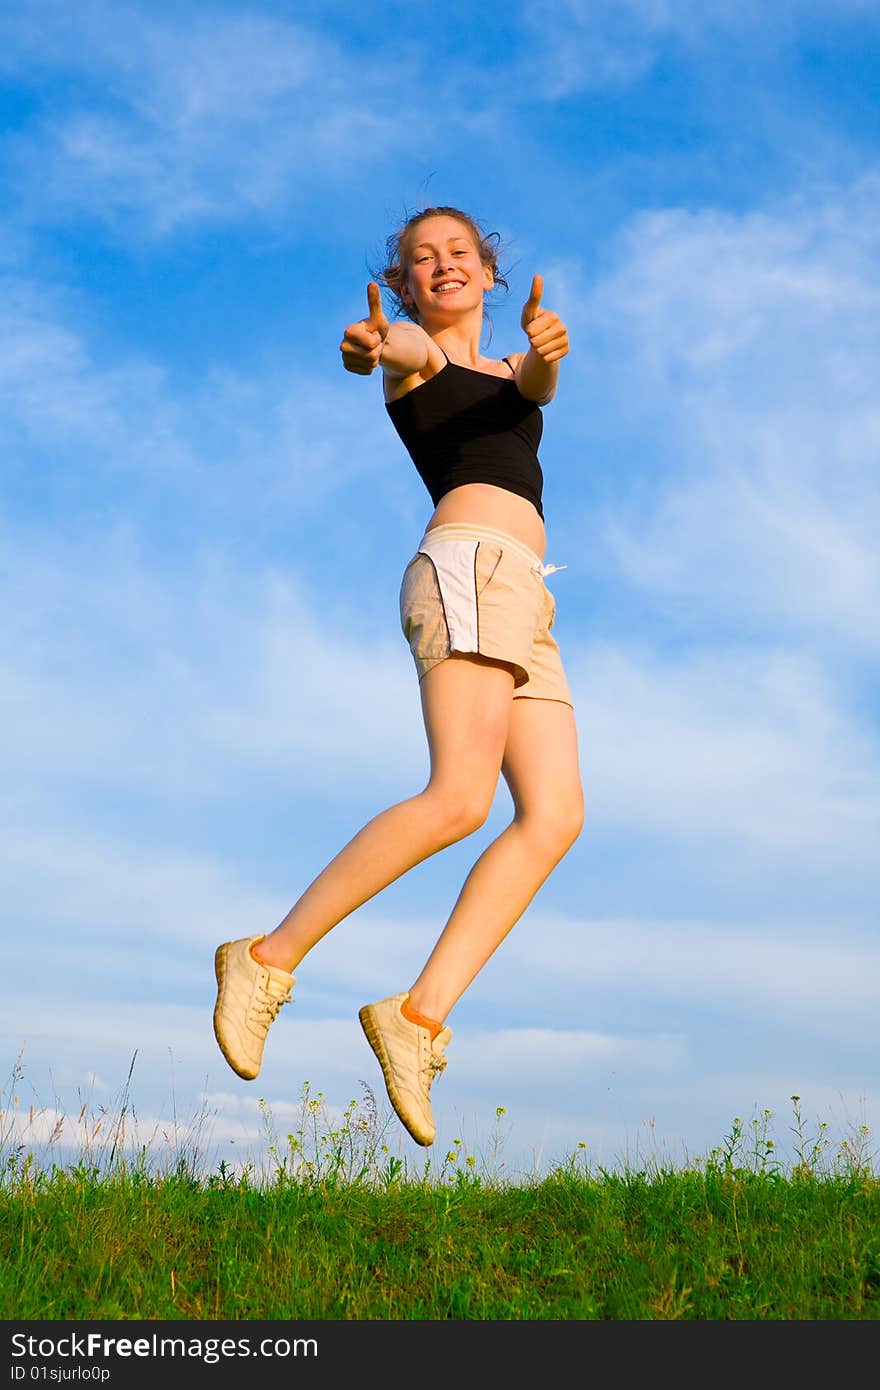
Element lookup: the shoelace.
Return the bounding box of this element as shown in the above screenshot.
[427,1045,448,1084]
[252,981,292,1026]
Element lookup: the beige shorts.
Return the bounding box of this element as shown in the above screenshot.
[399,522,574,706]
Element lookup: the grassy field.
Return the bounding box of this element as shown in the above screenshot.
[2,1058,878,1321]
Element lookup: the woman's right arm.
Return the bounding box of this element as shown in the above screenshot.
[339,283,429,379]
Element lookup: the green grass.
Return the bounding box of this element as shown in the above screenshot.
[2,1055,878,1320]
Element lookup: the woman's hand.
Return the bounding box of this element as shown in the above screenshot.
[340,282,390,375]
[520,275,569,363]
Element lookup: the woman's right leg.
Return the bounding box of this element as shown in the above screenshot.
[253,654,516,974]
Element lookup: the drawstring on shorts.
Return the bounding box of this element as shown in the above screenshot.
[417,521,568,582]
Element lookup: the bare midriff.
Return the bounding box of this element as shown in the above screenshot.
[425,483,546,560]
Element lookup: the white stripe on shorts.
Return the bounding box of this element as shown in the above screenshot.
[415,533,481,653]
[414,523,568,659]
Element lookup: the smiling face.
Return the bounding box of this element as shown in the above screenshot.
[400,215,495,324]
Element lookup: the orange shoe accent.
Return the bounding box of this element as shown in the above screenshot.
[400,998,443,1040]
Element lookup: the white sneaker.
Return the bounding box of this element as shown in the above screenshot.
[213,934,295,1080]
[358,992,451,1146]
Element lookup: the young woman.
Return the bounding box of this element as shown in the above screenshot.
[213,206,584,1146]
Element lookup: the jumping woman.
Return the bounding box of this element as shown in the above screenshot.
[213,205,584,1146]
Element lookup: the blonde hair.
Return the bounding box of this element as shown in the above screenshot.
[377,205,509,324]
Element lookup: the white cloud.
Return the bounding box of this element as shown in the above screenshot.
[0,272,400,505]
[558,173,880,654]
[565,642,880,867]
[6,1,872,241]
[0,275,178,455]
[512,0,880,100]
[464,1026,685,1081]
[503,912,880,1028]
[2,0,875,240]
[1,520,421,811]
[0,3,415,233]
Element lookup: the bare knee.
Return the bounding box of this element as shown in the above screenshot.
[421,784,494,847]
[519,796,585,859]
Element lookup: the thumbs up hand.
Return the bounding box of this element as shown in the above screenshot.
[340,282,391,375]
[520,274,569,363]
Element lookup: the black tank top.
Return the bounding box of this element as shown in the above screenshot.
[385,350,545,520]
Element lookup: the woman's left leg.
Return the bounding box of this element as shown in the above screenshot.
[406,696,585,1024]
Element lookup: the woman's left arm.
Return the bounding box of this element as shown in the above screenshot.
[514,274,569,404]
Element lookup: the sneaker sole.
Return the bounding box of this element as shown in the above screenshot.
[358,1004,434,1147]
[213,943,260,1081]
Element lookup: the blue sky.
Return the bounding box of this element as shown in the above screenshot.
[3,0,879,1179]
